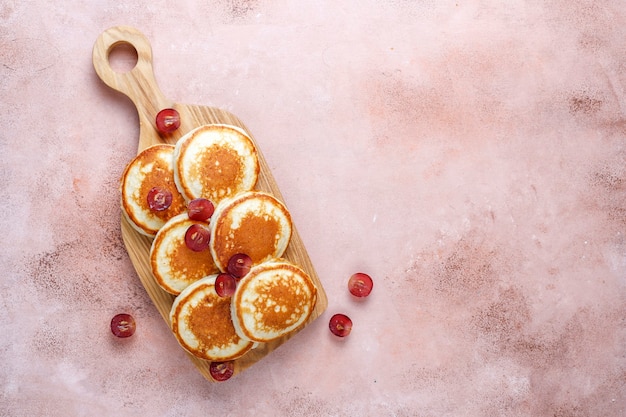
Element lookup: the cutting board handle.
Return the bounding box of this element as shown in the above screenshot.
[93,26,173,149]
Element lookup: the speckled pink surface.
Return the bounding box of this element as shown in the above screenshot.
[2,1,625,416]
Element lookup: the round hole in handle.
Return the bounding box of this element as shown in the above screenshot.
[108,41,138,73]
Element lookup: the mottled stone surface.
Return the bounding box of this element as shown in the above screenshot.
[1,1,625,416]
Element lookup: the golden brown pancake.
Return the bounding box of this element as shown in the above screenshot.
[173,124,259,206]
[209,191,292,272]
[120,144,186,236]
[170,275,254,361]
[149,213,219,295]
[231,260,317,343]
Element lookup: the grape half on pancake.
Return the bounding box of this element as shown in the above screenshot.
[150,213,219,295]
[120,144,186,236]
[173,124,259,206]
[209,191,292,272]
[231,260,317,343]
[170,275,254,361]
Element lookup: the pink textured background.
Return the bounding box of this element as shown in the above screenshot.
[1,1,625,416]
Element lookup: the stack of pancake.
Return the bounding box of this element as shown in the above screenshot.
[120,124,317,364]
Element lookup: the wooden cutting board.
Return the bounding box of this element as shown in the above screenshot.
[92,25,327,381]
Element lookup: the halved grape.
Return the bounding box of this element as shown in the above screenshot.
[147,187,172,211]
[155,108,180,134]
[210,361,235,381]
[329,313,352,337]
[188,198,215,221]
[110,313,136,338]
[215,273,237,297]
[184,224,210,252]
[227,253,252,278]
[348,272,373,298]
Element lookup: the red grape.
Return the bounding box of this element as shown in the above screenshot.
[110,313,136,338]
[184,224,210,252]
[187,198,215,221]
[147,187,172,211]
[329,313,352,337]
[348,272,373,298]
[215,273,237,297]
[155,108,180,134]
[227,253,252,278]
[210,361,235,381]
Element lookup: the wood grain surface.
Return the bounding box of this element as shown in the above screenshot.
[92,25,327,381]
